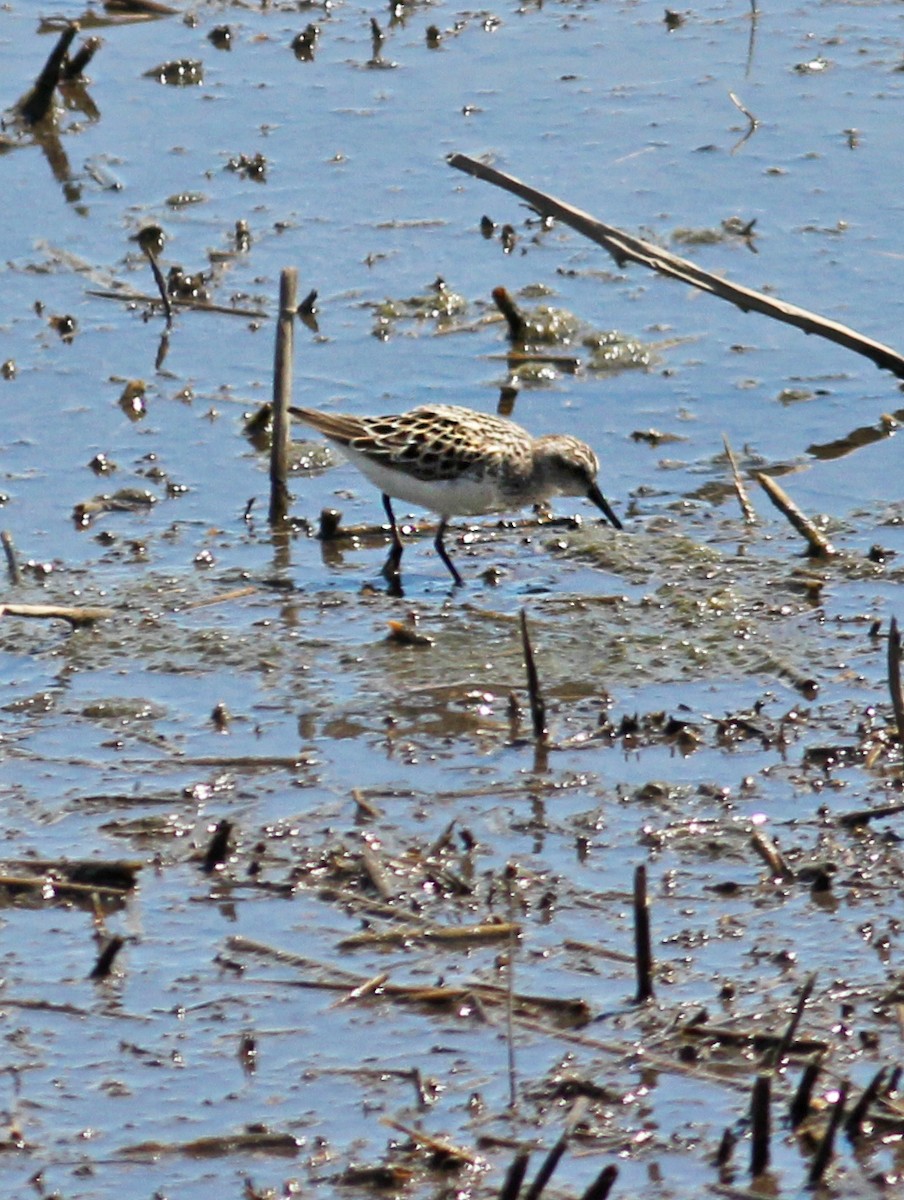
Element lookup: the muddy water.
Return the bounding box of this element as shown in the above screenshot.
[1,2,904,1198]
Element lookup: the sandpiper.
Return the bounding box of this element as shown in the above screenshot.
[291,403,622,586]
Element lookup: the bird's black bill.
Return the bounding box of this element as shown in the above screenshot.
[587,483,622,530]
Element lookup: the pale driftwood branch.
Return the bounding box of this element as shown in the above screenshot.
[0,602,114,626]
[447,153,904,379]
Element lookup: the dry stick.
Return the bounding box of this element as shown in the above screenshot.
[806,1079,848,1188]
[722,436,757,524]
[270,268,297,525]
[580,1164,618,1200]
[0,602,114,627]
[446,154,904,379]
[1,531,21,585]
[633,863,654,1002]
[519,609,547,742]
[15,23,79,123]
[887,617,904,744]
[754,472,835,557]
[749,1073,771,1178]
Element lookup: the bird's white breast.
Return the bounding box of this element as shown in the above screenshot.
[335,443,522,517]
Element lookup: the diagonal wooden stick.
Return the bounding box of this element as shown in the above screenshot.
[447,154,904,379]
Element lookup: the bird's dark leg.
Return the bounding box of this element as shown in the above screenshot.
[434,518,464,587]
[381,493,405,596]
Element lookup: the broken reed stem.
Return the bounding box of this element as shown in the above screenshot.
[722,435,756,523]
[754,472,835,557]
[806,1079,848,1188]
[492,286,527,341]
[1,530,22,585]
[498,1150,531,1200]
[844,1067,886,1141]
[523,1134,568,1200]
[269,267,297,525]
[887,617,904,744]
[789,1054,823,1128]
[749,1072,771,1178]
[716,1127,737,1169]
[579,1164,618,1200]
[769,971,817,1069]
[89,934,124,980]
[519,609,547,742]
[61,35,101,81]
[633,863,654,1002]
[16,22,78,123]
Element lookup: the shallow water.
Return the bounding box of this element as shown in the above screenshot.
[1,1,904,1197]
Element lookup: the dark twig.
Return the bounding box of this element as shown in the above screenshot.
[134,227,173,329]
[580,1165,618,1200]
[633,864,654,1002]
[838,801,904,828]
[61,36,102,82]
[887,617,904,744]
[492,286,527,341]
[519,610,547,742]
[202,819,233,873]
[523,1136,568,1200]
[89,934,124,980]
[498,1150,530,1200]
[768,972,817,1070]
[447,154,904,379]
[716,1127,737,1169]
[844,1067,887,1141]
[789,1054,823,1128]
[806,1079,848,1188]
[524,1105,587,1200]
[270,268,297,525]
[749,1073,771,1177]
